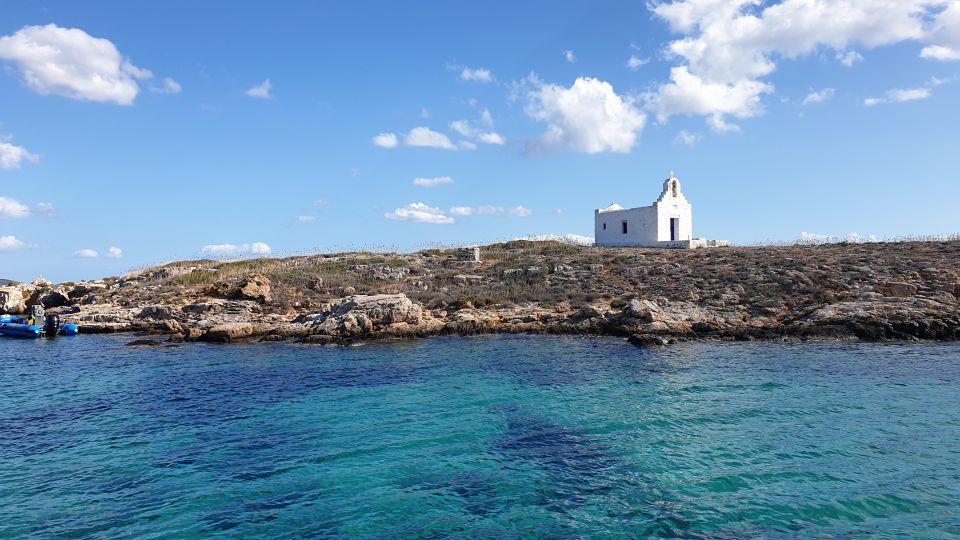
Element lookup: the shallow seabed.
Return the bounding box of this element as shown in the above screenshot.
[1,335,959,538]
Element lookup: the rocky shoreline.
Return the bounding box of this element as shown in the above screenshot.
[2,239,958,347]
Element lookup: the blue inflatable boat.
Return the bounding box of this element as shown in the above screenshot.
[0,315,80,337]
[0,318,42,338]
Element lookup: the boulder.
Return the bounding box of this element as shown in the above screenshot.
[236,274,272,303]
[317,294,423,337]
[31,277,52,287]
[38,288,71,308]
[0,286,25,314]
[623,299,666,323]
[202,322,255,342]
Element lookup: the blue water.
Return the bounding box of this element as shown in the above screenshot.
[1,335,959,538]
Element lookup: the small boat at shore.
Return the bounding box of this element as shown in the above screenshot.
[0,315,80,338]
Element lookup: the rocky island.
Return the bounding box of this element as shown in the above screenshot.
[2,239,959,346]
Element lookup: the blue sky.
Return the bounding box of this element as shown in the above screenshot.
[1,1,959,282]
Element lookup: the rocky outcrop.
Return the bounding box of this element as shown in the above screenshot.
[0,286,25,314]
[207,274,272,303]
[313,294,423,337]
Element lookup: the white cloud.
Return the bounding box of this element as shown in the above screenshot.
[477,205,504,215]
[646,66,772,133]
[404,127,455,149]
[674,129,702,146]
[0,235,26,251]
[413,176,454,187]
[458,140,477,150]
[863,86,932,106]
[564,50,576,63]
[921,2,960,61]
[419,106,430,119]
[246,78,272,99]
[0,141,39,169]
[802,88,836,105]
[627,55,649,70]
[106,246,123,259]
[480,109,494,127]
[297,215,317,223]
[200,242,272,257]
[509,205,532,217]
[460,67,493,82]
[0,24,152,105]
[525,76,646,153]
[647,0,945,131]
[34,202,55,216]
[477,132,506,145]
[0,196,30,218]
[449,206,474,216]
[73,248,99,258]
[450,120,472,137]
[372,132,399,148]
[153,77,181,94]
[450,114,505,146]
[836,50,864,67]
[385,202,454,224]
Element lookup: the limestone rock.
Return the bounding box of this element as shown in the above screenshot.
[317,294,423,337]
[0,286,25,314]
[137,305,177,320]
[202,322,255,342]
[623,299,666,323]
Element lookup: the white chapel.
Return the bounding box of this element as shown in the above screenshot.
[594,172,726,248]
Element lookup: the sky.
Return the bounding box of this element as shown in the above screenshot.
[1,0,959,282]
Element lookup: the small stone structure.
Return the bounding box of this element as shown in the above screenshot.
[456,247,481,262]
[595,171,729,249]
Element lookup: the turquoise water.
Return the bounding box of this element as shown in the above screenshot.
[1,335,959,538]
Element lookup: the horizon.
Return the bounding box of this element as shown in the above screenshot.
[2,1,959,282]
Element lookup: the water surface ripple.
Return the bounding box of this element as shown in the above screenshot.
[1,335,959,537]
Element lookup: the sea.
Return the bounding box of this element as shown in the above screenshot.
[1,334,959,538]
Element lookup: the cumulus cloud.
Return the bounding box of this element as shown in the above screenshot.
[73,248,99,258]
[525,76,646,153]
[0,196,30,218]
[0,235,26,251]
[404,127,455,149]
[374,127,458,150]
[921,2,960,61]
[802,88,836,105]
[385,203,454,224]
[0,24,152,105]
[413,176,454,187]
[0,141,39,169]
[478,132,506,145]
[245,78,272,98]
[564,50,576,63]
[674,129,702,146]
[372,132,399,148]
[106,246,123,258]
[646,0,948,131]
[863,87,932,106]
[200,242,272,256]
[460,67,494,82]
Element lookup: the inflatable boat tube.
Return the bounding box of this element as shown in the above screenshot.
[0,322,42,338]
